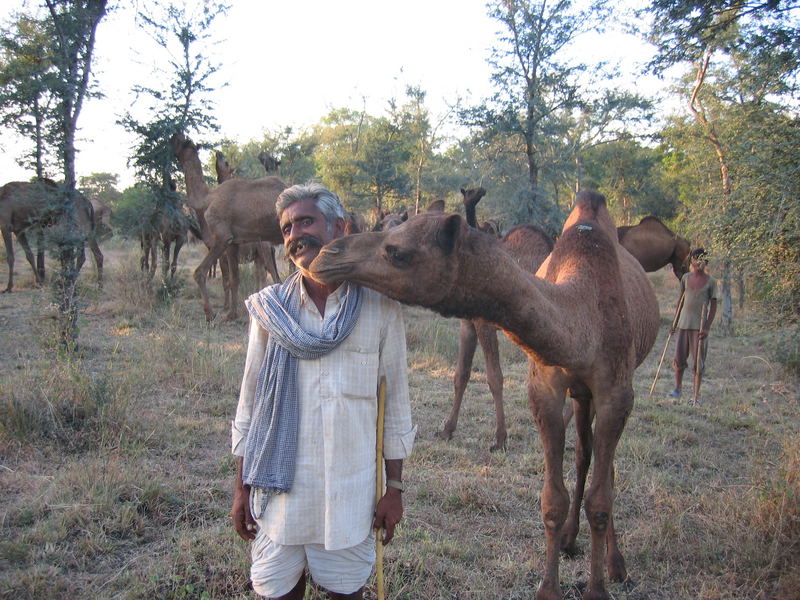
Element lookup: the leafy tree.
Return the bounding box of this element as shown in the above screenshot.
[78,171,121,206]
[119,0,228,282]
[0,13,58,177]
[313,107,368,209]
[645,0,800,328]
[462,0,612,220]
[218,126,317,184]
[29,0,108,348]
[353,115,411,214]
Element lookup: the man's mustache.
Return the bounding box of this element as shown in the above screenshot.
[287,235,323,256]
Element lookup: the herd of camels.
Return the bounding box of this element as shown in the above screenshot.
[0,132,695,600]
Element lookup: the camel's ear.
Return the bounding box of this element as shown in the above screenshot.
[460,188,466,195]
[436,214,462,255]
[400,211,408,222]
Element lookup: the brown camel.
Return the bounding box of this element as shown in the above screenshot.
[461,187,501,236]
[442,187,553,451]
[1,179,103,292]
[171,132,287,320]
[372,209,408,231]
[617,216,690,279]
[215,150,282,290]
[310,191,660,600]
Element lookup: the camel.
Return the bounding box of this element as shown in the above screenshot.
[215,150,282,290]
[1,179,103,292]
[171,132,287,321]
[442,187,553,451]
[310,190,660,600]
[617,216,690,279]
[257,151,281,174]
[461,186,501,236]
[372,209,408,231]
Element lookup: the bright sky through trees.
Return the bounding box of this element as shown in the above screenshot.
[1,0,658,188]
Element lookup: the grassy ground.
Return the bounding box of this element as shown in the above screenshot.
[0,237,798,600]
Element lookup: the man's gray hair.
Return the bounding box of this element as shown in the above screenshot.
[276,182,346,229]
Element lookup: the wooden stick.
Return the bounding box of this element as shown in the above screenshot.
[691,303,708,404]
[375,376,387,600]
[649,291,685,396]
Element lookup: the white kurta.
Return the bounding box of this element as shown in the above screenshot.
[232,281,416,551]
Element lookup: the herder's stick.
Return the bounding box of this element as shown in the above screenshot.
[691,303,708,404]
[649,291,685,396]
[375,376,387,600]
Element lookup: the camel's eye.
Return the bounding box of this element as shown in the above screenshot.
[384,244,414,268]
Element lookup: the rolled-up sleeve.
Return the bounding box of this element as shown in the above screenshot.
[232,316,268,457]
[378,298,416,459]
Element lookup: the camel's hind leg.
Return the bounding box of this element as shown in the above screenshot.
[439,319,478,442]
[581,383,633,600]
[194,241,229,321]
[16,231,42,288]
[561,390,593,557]
[2,227,16,292]
[88,238,103,285]
[225,244,241,321]
[476,322,506,451]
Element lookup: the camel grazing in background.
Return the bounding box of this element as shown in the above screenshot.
[372,208,408,231]
[311,191,660,600]
[617,216,690,279]
[443,187,553,451]
[461,186,501,237]
[1,179,103,292]
[171,132,287,320]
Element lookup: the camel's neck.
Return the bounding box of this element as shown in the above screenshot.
[176,148,210,211]
[436,231,579,365]
[464,203,478,228]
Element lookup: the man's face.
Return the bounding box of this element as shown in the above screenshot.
[280,197,344,271]
[690,256,707,272]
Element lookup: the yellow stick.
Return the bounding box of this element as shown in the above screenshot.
[375,376,387,600]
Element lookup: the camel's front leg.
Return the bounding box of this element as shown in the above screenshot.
[476,322,506,451]
[439,319,478,442]
[529,372,570,600]
[582,384,633,600]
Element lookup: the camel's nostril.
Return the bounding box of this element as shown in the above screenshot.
[324,246,341,255]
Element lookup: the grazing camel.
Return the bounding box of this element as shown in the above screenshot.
[1,179,103,292]
[443,187,553,451]
[171,132,287,320]
[617,216,690,279]
[310,191,660,600]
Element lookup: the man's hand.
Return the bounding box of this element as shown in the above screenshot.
[699,328,709,340]
[373,487,403,545]
[232,485,258,541]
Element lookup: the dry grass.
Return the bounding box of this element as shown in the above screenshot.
[0,238,798,600]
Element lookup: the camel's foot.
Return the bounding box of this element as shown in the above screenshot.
[489,436,507,453]
[581,586,609,600]
[535,581,562,600]
[223,310,240,322]
[436,428,454,442]
[559,520,580,557]
[1,287,11,294]
[606,550,627,583]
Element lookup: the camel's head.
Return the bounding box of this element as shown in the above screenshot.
[460,187,486,209]
[372,210,408,232]
[310,212,468,310]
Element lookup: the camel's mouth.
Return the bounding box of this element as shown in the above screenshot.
[309,246,354,283]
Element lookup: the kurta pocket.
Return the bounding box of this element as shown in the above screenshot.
[339,349,379,399]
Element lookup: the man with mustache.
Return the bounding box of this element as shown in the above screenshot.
[230,182,416,599]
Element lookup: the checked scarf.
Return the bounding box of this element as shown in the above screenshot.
[242,271,362,517]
